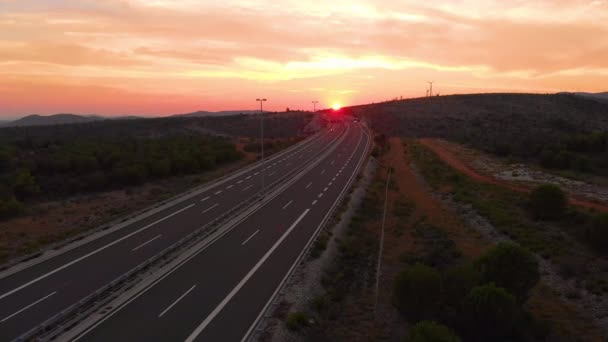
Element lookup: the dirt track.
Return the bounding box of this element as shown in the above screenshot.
[419,138,608,212]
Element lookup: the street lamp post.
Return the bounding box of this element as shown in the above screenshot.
[256,98,267,196]
[312,100,318,112]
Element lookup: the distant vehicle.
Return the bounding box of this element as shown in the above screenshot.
[353,119,359,122]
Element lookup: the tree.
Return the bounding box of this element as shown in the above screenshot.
[0,197,24,219]
[529,184,567,220]
[393,263,442,322]
[0,148,11,172]
[407,321,461,342]
[585,213,608,254]
[474,242,539,300]
[442,264,481,308]
[12,169,40,199]
[462,284,519,340]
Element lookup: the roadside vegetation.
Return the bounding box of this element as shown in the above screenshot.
[0,135,243,220]
[408,141,608,292]
[348,93,608,179]
[407,140,607,338]
[286,135,605,341]
[0,114,313,264]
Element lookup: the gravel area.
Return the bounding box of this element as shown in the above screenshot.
[476,161,608,204]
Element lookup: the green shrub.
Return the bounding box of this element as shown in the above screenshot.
[442,264,482,307]
[529,184,567,220]
[310,232,330,258]
[585,213,608,254]
[463,283,519,340]
[407,321,461,342]
[285,311,310,331]
[393,263,442,322]
[474,242,539,301]
[0,197,24,219]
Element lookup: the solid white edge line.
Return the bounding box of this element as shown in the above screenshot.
[0,204,195,302]
[158,285,197,318]
[67,126,349,341]
[241,121,369,342]
[184,209,310,342]
[241,230,260,246]
[131,234,162,252]
[1,291,57,322]
[0,129,325,282]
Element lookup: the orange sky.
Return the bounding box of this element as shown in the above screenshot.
[0,0,607,118]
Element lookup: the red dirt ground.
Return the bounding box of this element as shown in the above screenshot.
[419,138,608,212]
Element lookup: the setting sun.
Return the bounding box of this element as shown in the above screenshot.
[332,103,342,110]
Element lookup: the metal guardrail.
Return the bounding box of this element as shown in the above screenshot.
[14,128,345,342]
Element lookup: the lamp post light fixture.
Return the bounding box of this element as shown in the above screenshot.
[256,98,267,196]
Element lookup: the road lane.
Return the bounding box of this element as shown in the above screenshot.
[73,122,368,342]
[0,125,347,340]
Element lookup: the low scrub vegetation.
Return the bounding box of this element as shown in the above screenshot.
[393,243,541,341]
[285,311,311,331]
[408,141,608,295]
[407,321,461,342]
[0,135,242,220]
[348,94,608,177]
[528,184,567,220]
[474,242,539,301]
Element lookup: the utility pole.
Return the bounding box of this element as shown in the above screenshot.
[312,100,318,112]
[428,81,434,97]
[256,98,267,196]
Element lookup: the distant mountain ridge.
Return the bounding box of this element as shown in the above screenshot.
[0,114,145,127]
[573,92,608,103]
[0,110,262,128]
[172,110,261,118]
[2,114,102,127]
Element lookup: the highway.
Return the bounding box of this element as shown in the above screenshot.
[0,123,349,341]
[69,120,370,341]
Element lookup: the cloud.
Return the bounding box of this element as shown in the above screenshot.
[0,0,607,116]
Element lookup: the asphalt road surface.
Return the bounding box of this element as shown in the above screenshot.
[0,123,348,341]
[71,121,370,342]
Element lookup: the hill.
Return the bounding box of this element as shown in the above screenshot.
[575,92,608,103]
[172,110,261,118]
[2,114,102,127]
[346,93,608,159]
